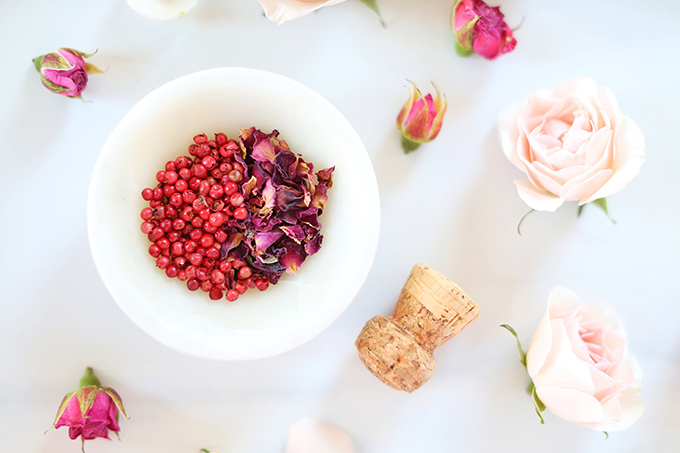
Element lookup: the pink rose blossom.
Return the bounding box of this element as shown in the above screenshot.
[396,82,447,153]
[32,48,101,99]
[51,367,128,450]
[451,0,516,60]
[499,77,645,212]
[525,287,643,431]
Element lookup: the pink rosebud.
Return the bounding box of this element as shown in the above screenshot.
[51,367,128,451]
[451,0,516,60]
[396,82,447,153]
[32,48,101,99]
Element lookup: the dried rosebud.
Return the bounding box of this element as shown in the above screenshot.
[451,0,516,60]
[32,48,101,99]
[396,82,447,153]
[51,367,128,451]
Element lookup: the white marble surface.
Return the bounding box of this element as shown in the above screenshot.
[1,0,679,452]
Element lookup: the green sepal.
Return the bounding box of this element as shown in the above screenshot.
[84,62,103,74]
[62,48,98,60]
[80,367,102,388]
[531,385,546,424]
[357,0,385,27]
[577,198,617,224]
[33,56,44,72]
[200,450,212,453]
[454,40,474,57]
[603,431,609,439]
[401,135,421,153]
[452,14,479,56]
[76,386,100,417]
[500,324,527,367]
[40,51,73,70]
[39,76,71,94]
[502,325,546,424]
[102,386,129,420]
[51,390,76,428]
[516,209,535,236]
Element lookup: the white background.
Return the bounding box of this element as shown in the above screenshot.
[1,0,679,451]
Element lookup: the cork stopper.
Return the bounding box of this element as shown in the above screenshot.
[355,263,480,392]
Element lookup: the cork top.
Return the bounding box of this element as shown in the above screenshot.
[355,263,480,392]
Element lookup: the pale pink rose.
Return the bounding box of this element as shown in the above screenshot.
[525,287,643,431]
[258,0,346,24]
[499,77,645,212]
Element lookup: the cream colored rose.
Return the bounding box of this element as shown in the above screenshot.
[525,287,643,431]
[499,77,645,212]
[258,0,346,24]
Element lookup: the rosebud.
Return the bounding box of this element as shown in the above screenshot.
[396,82,447,153]
[32,48,101,99]
[451,0,516,60]
[51,367,128,451]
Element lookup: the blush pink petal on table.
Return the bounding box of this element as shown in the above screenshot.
[127,0,197,20]
[498,77,645,212]
[525,287,644,431]
[258,0,346,24]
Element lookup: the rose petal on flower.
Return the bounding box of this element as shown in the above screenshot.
[535,385,609,425]
[583,115,645,204]
[258,0,346,25]
[127,0,197,20]
[285,418,354,453]
[513,179,564,212]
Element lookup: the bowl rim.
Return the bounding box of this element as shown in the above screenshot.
[87,67,380,360]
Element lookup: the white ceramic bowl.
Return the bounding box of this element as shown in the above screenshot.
[88,68,380,360]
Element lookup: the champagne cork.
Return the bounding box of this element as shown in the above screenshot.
[355,263,480,392]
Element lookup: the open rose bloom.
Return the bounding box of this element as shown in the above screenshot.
[52,367,127,450]
[258,0,346,24]
[525,287,643,431]
[499,77,645,212]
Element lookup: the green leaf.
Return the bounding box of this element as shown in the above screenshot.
[517,209,535,236]
[603,431,609,439]
[357,0,385,27]
[500,324,527,368]
[531,387,546,424]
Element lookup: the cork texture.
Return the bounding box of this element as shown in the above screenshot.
[355,263,480,392]
[355,315,435,393]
